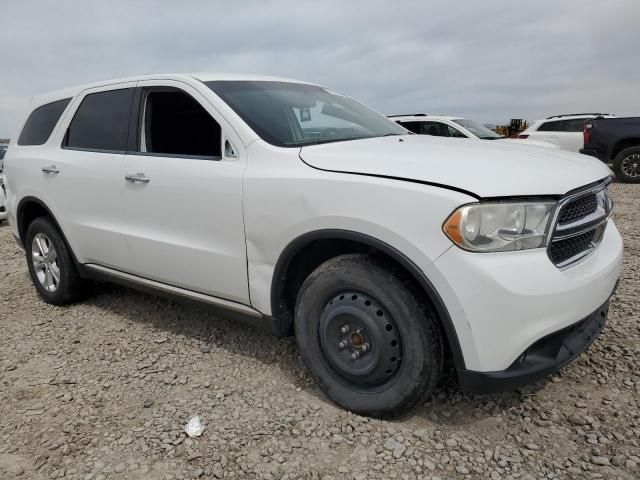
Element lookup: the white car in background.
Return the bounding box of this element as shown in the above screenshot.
[516,113,615,152]
[0,174,7,222]
[390,114,558,149]
[0,145,6,222]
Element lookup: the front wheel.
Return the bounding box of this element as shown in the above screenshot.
[294,254,443,417]
[613,146,640,183]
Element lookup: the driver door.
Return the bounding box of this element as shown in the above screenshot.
[120,80,250,304]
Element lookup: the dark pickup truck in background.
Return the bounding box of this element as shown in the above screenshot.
[581,117,640,183]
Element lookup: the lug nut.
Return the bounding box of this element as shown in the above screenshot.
[362,343,370,352]
[351,352,360,360]
[341,325,349,334]
[338,340,347,349]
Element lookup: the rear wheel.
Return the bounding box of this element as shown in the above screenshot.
[613,146,640,183]
[25,217,88,305]
[294,254,443,417]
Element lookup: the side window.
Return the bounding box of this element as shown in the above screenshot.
[564,119,587,132]
[446,125,467,138]
[537,121,562,132]
[18,98,71,146]
[421,122,448,137]
[398,121,421,134]
[141,89,221,158]
[538,119,586,132]
[65,88,134,151]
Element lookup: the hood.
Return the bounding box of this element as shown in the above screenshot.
[299,135,611,198]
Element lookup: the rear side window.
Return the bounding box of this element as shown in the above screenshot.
[65,88,134,151]
[18,98,71,146]
[538,119,586,132]
[398,121,421,134]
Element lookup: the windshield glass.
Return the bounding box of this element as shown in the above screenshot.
[205,81,406,147]
[453,119,502,139]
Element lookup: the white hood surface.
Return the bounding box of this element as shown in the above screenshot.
[299,135,611,198]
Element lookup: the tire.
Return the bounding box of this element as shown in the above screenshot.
[294,253,443,417]
[25,216,88,305]
[612,146,640,183]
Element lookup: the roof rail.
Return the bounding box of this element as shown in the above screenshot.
[546,113,611,120]
[387,113,427,118]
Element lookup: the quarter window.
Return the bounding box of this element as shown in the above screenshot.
[64,88,134,151]
[18,98,71,146]
[140,89,221,158]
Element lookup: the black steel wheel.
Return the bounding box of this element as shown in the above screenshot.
[319,291,403,390]
[295,254,444,417]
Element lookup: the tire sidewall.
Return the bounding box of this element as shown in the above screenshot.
[295,254,441,416]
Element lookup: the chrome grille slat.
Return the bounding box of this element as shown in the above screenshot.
[547,179,612,269]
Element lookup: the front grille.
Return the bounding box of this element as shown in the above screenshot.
[548,181,611,268]
[558,193,598,224]
[549,229,595,265]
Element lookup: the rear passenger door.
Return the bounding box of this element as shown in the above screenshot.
[120,80,249,304]
[48,83,135,268]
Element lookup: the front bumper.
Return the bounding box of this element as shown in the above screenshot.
[426,219,622,373]
[458,298,612,393]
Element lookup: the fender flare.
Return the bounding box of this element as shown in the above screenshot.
[270,229,466,370]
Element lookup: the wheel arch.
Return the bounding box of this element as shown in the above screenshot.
[270,229,466,369]
[610,137,640,161]
[16,196,81,267]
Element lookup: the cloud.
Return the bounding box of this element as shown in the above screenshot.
[1,0,639,136]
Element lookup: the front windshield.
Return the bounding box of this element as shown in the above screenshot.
[453,119,502,139]
[205,81,407,147]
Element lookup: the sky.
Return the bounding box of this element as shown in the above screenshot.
[1,0,639,137]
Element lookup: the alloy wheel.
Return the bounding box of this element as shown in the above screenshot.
[621,153,640,178]
[31,233,60,292]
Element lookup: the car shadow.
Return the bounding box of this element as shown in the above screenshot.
[84,281,542,425]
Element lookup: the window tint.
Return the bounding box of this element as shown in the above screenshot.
[18,98,71,146]
[537,119,587,132]
[141,89,221,157]
[65,88,134,151]
[398,121,421,134]
[419,121,459,137]
[445,125,467,138]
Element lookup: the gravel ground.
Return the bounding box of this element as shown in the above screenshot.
[1,183,639,480]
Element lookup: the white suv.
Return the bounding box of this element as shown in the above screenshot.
[4,74,622,417]
[390,114,558,149]
[517,113,614,152]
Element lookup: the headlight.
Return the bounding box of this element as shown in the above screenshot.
[443,201,555,252]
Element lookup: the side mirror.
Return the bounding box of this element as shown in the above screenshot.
[224,139,238,159]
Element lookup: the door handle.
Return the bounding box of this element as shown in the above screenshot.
[125,173,150,184]
[41,165,60,175]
